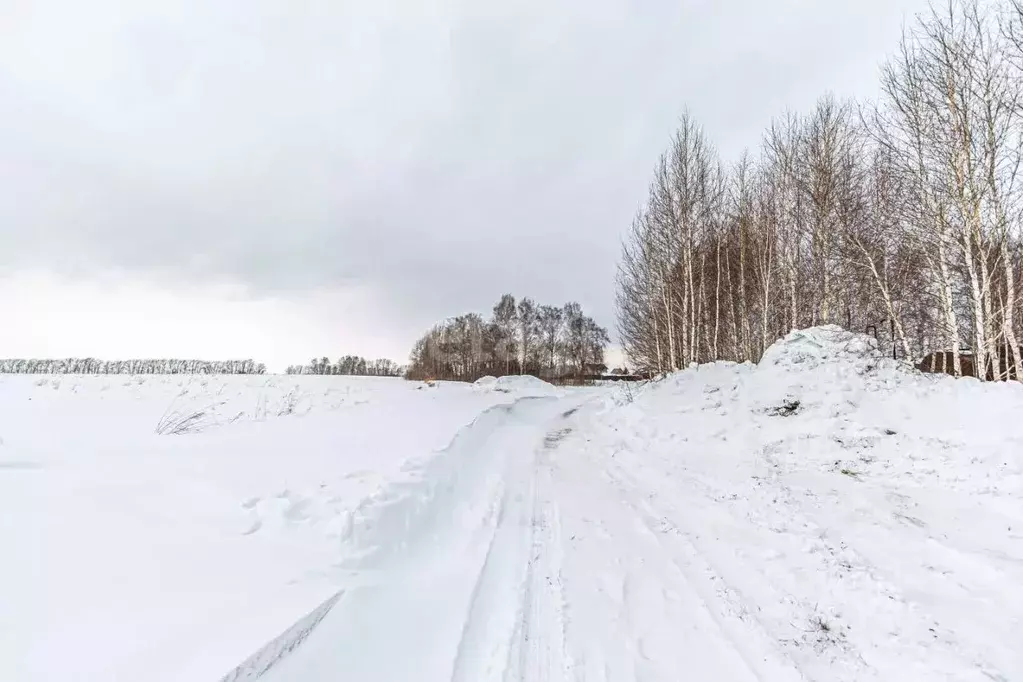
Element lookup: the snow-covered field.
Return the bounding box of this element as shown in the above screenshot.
[3,327,1022,681]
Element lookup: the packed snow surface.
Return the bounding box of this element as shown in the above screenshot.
[3,327,1022,681]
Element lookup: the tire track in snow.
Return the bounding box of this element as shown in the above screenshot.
[548,413,781,681]
[602,460,807,682]
[447,438,536,682]
[248,395,584,682]
[337,399,540,571]
[605,450,1006,681]
[502,419,572,682]
[450,403,584,682]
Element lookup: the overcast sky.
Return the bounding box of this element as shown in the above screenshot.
[0,0,933,371]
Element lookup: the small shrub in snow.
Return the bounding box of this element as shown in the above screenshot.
[278,389,298,416]
[803,612,847,653]
[253,393,270,421]
[782,606,848,655]
[155,394,226,435]
[809,613,831,634]
[277,387,309,416]
[155,404,223,435]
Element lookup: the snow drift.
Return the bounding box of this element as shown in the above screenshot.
[472,374,560,397]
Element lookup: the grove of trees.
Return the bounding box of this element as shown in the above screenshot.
[285,356,404,377]
[618,0,1023,381]
[0,358,267,375]
[406,294,609,382]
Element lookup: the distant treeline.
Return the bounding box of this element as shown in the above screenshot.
[285,355,404,377]
[406,294,609,383]
[0,358,267,375]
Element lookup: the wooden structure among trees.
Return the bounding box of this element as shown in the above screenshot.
[916,345,1023,381]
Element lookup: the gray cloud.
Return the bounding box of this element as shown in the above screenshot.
[0,0,932,338]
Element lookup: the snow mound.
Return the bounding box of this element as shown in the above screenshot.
[618,324,1023,493]
[759,325,885,372]
[492,375,558,395]
[473,375,559,397]
[749,326,914,410]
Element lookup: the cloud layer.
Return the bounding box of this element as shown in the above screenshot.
[1,0,932,341]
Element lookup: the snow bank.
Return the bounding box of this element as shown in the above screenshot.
[582,325,1023,679]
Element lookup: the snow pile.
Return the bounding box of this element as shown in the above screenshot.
[472,374,560,397]
[753,325,914,413]
[626,325,1023,491]
[758,324,890,372]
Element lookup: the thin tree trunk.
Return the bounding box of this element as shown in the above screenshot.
[713,236,722,359]
[1003,240,1023,380]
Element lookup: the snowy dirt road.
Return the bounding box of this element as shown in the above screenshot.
[224,329,1023,682]
[235,396,806,682]
[246,396,585,682]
